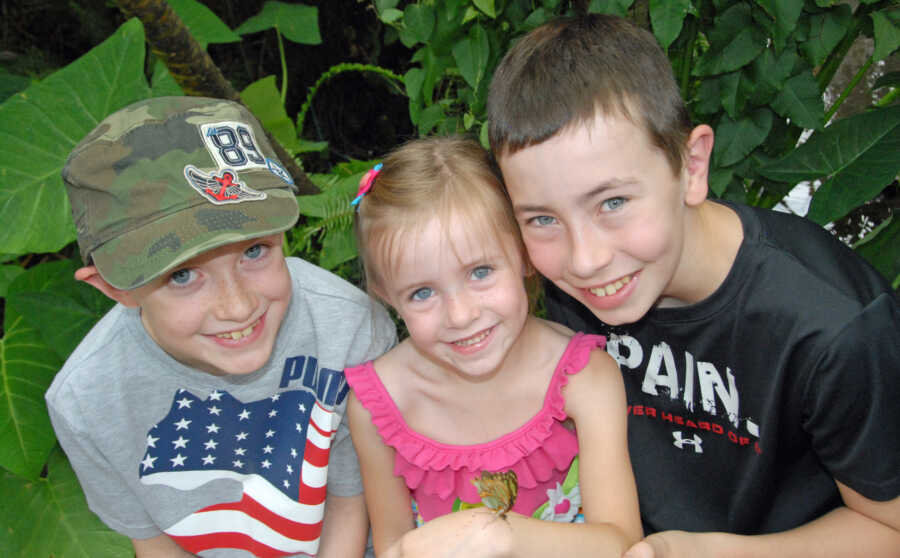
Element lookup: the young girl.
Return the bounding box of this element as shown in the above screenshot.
[346,136,641,558]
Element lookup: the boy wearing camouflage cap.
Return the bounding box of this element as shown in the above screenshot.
[46,96,396,558]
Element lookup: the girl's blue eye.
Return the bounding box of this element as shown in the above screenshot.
[245,244,265,259]
[411,287,434,301]
[170,268,195,286]
[471,266,492,280]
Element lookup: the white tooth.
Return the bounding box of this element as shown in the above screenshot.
[231,331,241,340]
[605,284,616,295]
[242,326,253,337]
[614,280,623,290]
[622,275,631,284]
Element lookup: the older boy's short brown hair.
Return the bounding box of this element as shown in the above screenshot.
[488,14,692,175]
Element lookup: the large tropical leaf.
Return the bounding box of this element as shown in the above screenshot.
[713,108,774,167]
[0,18,150,257]
[8,263,114,363]
[0,261,76,479]
[759,105,900,225]
[0,448,132,558]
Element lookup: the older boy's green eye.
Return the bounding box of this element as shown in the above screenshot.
[532,215,557,226]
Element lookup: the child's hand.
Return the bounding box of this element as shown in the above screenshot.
[382,508,514,558]
[623,531,714,558]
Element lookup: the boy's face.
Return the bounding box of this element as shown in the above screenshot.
[499,114,699,326]
[125,234,292,376]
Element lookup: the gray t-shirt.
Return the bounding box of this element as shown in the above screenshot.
[46,257,396,557]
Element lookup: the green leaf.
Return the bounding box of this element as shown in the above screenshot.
[588,0,633,18]
[0,68,31,103]
[693,5,767,76]
[800,6,851,67]
[771,72,824,131]
[0,18,150,258]
[649,0,695,51]
[871,8,900,63]
[418,103,446,135]
[0,261,77,479]
[380,8,404,24]
[759,105,900,224]
[241,76,304,154]
[755,0,803,51]
[853,215,900,287]
[0,448,132,557]
[320,226,358,270]
[236,1,321,45]
[746,47,799,105]
[0,264,25,298]
[452,24,490,90]
[405,3,436,44]
[708,166,735,197]
[168,0,241,44]
[713,108,774,167]
[473,0,497,18]
[150,60,185,98]
[404,67,425,101]
[8,261,114,362]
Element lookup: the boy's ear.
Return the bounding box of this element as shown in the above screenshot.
[75,266,140,307]
[684,124,714,206]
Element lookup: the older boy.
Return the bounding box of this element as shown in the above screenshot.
[488,14,900,558]
[46,96,396,558]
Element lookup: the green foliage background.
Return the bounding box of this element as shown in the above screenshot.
[0,0,897,555]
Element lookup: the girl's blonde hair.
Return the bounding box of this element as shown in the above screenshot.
[354,136,532,303]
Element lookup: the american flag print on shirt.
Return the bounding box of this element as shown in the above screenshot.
[139,388,337,557]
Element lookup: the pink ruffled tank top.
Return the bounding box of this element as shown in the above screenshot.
[345,333,606,523]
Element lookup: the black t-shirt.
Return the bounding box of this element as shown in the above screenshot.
[544,201,900,535]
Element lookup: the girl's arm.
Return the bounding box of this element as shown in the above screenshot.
[317,492,369,558]
[346,391,416,555]
[382,348,642,558]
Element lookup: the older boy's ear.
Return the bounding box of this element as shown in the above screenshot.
[684,124,714,206]
[75,266,140,307]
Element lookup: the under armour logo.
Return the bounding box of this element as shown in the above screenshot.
[672,431,703,453]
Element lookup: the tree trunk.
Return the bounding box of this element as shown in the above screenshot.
[115,0,319,195]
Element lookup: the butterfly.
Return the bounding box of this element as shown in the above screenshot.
[471,470,518,519]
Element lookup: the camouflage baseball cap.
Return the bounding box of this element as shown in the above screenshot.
[62,96,300,290]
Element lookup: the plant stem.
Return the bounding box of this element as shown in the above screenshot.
[297,63,404,136]
[277,27,288,105]
[825,56,873,123]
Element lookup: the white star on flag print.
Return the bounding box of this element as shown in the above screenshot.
[139,389,337,557]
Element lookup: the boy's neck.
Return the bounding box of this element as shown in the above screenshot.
[660,200,743,308]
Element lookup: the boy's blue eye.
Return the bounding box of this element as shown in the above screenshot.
[170,268,194,286]
[532,215,557,226]
[471,266,492,280]
[411,287,434,301]
[245,244,265,259]
[603,197,626,211]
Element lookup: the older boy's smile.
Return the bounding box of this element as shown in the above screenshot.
[588,273,635,297]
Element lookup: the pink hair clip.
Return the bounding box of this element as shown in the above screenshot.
[351,163,382,207]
